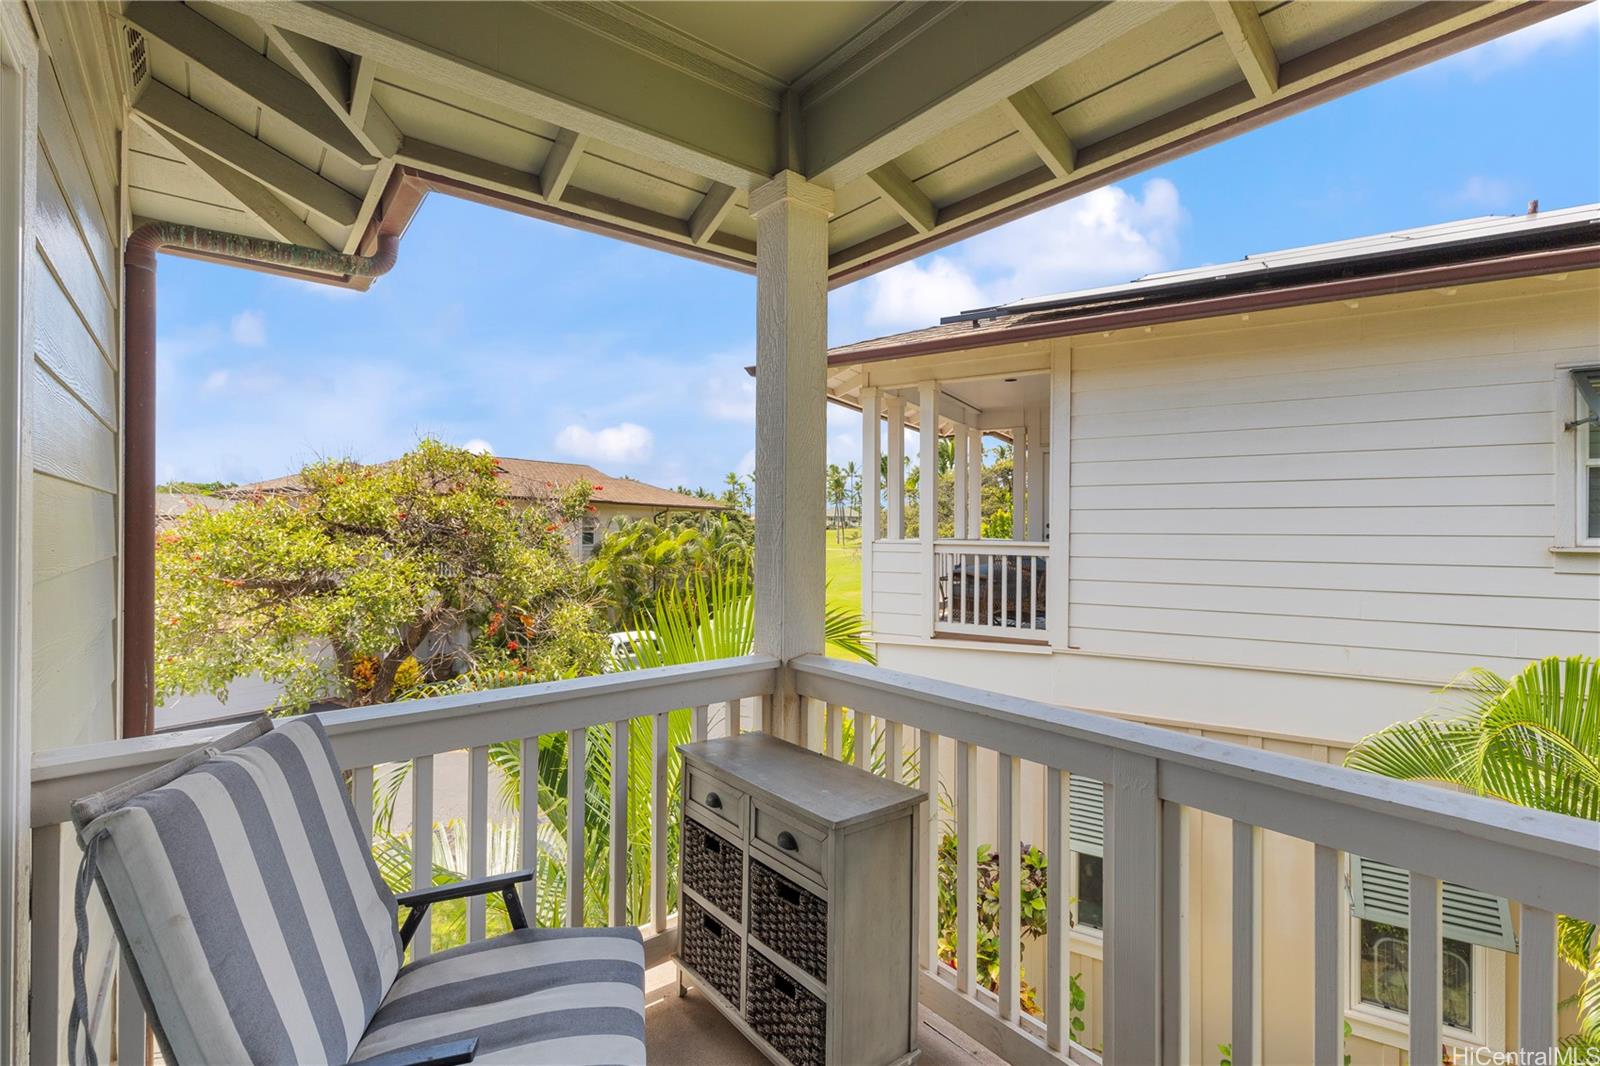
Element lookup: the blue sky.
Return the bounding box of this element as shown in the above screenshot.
[156,7,1600,492]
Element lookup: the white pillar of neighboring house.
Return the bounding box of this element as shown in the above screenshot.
[1012,422,1028,539]
[861,386,880,620]
[751,170,833,743]
[918,382,939,637]
[886,393,906,539]
[952,418,968,539]
[967,425,982,537]
[1048,339,1072,649]
[1027,405,1046,539]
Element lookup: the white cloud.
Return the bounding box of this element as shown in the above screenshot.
[461,438,495,455]
[845,179,1185,338]
[736,449,755,477]
[1447,176,1518,211]
[229,310,267,347]
[704,370,756,422]
[1436,5,1600,78]
[553,421,654,464]
[201,369,230,392]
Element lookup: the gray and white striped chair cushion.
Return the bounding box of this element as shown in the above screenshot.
[351,926,646,1065]
[76,717,402,1064]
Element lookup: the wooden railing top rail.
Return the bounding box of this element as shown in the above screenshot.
[30,655,780,827]
[792,655,1600,920]
[934,539,1049,550]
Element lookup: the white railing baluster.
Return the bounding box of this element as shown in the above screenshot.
[955,740,977,996]
[884,720,904,782]
[999,553,1009,628]
[1231,821,1259,1065]
[919,730,941,972]
[854,709,872,771]
[567,726,586,927]
[997,753,1020,1022]
[804,697,824,752]
[413,754,434,955]
[609,719,629,927]
[729,698,743,737]
[828,703,844,761]
[468,745,488,942]
[352,765,374,841]
[1162,801,1188,1065]
[1105,751,1161,1066]
[1312,844,1341,1066]
[1045,766,1070,1052]
[651,712,670,936]
[1408,873,1443,1063]
[518,738,538,923]
[692,704,709,742]
[1519,906,1557,1056]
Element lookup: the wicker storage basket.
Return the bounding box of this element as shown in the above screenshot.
[746,948,826,1066]
[680,895,742,1009]
[683,816,744,920]
[748,859,828,982]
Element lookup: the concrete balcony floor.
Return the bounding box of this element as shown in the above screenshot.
[644,961,1003,1065]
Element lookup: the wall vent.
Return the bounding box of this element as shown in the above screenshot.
[124,27,148,89]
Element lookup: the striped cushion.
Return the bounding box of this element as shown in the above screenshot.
[352,927,647,1065]
[81,717,401,1064]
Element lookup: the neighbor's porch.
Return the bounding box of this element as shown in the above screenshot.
[30,653,1596,1065]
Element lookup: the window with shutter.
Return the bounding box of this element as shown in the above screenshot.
[1069,775,1103,858]
[1349,856,1517,953]
[1570,367,1600,543]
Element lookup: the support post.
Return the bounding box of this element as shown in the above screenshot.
[918,382,939,638]
[1048,341,1071,648]
[967,426,982,537]
[952,420,968,539]
[886,394,906,538]
[1026,405,1045,538]
[751,171,833,743]
[861,387,880,621]
[1011,423,1027,539]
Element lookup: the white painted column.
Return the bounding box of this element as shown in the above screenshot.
[1048,341,1072,649]
[951,419,968,538]
[886,394,906,539]
[861,387,880,621]
[967,426,982,537]
[750,171,834,743]
[1026,405,1045,538]
[918,383,939,637]
[1011,423,1028,539]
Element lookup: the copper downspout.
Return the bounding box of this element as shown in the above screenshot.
[121,224,399,739]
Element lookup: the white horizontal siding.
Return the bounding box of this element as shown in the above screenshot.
[1068,286,1600,684]
[871,543,924,637]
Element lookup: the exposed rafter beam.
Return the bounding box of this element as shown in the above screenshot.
[122,1,376,167]
[999,86,1074,179]
[1209,1,1279,98]
[233,0,776,187]
[867,162,936,233]
[133,82,362,227]
[265,25,401,158]
[689,182,738,246]
[139,114,331,250]
[542,129,588,204]
[802,2,1171,186]
[397,138,541,202]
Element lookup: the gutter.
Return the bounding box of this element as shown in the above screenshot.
[122,225,399,740]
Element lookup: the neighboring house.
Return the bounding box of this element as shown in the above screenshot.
[828,204,1600,1057]
[154,491,231,531]
[220,456,723,559]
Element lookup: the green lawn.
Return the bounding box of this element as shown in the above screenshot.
[825,528,867,660]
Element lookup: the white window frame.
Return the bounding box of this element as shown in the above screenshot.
[1553,364,1600,557]
[1345,913,1485,1046]
[1580,412,1599,548]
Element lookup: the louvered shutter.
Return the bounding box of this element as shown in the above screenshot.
[1069,775,1104,858]
[1349,856,1517,953]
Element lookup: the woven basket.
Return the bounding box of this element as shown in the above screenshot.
[683,816,744,920]
[748,860,828,983]
[680,895,742,1009]
[747,948,826,1066]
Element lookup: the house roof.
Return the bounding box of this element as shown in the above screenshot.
[825,202,1600,365]
[155,492,233,526]
[219,457,723,512]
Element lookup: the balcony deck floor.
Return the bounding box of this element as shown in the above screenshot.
[645,961,1004,1065]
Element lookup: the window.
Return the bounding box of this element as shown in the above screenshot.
[1075,853,1103,931]
[580,515,598,550]
[1068,775,1104,932]
[1571,367,1600,544]
[1357,919,1474,1030]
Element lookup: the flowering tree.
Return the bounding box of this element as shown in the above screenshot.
[156,439,609,712]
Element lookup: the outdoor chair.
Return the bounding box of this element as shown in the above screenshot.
[65,714,647,1066]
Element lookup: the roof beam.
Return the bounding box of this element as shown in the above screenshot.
[689,182,738,246]
[802,1,1170,186]
[122,1,376,168]
[542,129,587,204]
[138,115,332,251]
[232,0,776,188]
[999,86,1075,179]
[133,81,362,227]
[397,138,541,202]
[1208,1,1279,98]
[264,25,402,158]
[867,162,936,233]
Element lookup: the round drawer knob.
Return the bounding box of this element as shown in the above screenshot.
[776,830,799,852]
[705,791,723,809]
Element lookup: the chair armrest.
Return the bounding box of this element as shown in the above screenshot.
[354,1036,478,1066]
[397,870,534,947]
[396,869,533,910]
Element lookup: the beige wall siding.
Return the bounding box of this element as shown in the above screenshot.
[1067,285,1600,687]
[31,16,122,753]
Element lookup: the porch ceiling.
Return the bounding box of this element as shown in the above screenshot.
[115,1,1571,286]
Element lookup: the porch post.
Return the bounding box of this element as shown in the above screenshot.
[861,386,880,621]
[918,382,939,637]
[1026,405,1045,537]
[967,426,982,537]
[1012,423,1028,538]
[886,394,906,538]
[951,419,968,539]
[1048,340,1071,648]
[750,171,834,743]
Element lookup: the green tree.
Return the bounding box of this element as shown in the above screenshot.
[827,463,848,544]
[1344,657,1600,1042]
[156,439,608,712]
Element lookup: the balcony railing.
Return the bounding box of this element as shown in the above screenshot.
[29,656,1600,1065]
[935,540,1048,639]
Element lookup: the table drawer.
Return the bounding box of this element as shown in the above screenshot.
[752,802,828,885]
[682,816,744,921]
[749,859,828,983]
[686,762,745,833]
[680,895,741,1009]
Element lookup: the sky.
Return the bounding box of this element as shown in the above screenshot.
[155,7,1600,493]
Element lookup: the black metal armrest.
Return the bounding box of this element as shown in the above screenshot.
[353,1037,478,1066]
[397,870,534,947]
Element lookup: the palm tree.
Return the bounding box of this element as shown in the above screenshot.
[1344,656,1600,1042]
[842,460,861,539]
[827,464,848,544]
